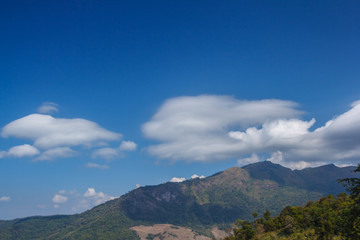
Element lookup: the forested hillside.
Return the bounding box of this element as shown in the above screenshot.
[0,162,358,240]
[223,164,360,240]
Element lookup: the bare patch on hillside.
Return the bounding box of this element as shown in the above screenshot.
[131,224,211,240]
[211,227,228,239]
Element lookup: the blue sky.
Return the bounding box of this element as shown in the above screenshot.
[1,0,360,219]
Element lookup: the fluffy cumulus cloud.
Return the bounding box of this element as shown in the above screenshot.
[0,196,11,202]
[1,109,136,161]
[6,144,40,158]
[37,102,59,114]
[170,177,186,183]
[48,188,115,212]
[84,188,115,205]
[170,174,206,182]
[143,95,360,169]
[191,174,205,179]
[52,194,68,203]
[119,141,137,151]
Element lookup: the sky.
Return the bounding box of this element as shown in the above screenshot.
[0,0,360,220]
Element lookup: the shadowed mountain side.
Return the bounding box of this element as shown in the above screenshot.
[243,161,357,195]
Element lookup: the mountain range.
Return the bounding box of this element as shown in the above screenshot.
[0,161,358,240]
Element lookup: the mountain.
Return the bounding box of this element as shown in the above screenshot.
[0,161,358,240]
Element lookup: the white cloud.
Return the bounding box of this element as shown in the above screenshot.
[50,188,116,213]
[91,148,118,160]
[1,114,121,149]
[143,95,360,169]
[6,144,40,158]
[191,174,205,179]
[170,177,186,183]
[136,184,141,188]
[0,144,40,159]
[237,153,260,166]
[86,162,109,169]
[35,147,76,161]
[143,96,302,161]
[91,141,137,160]
[0,196,11,202]
[1,113,137,161]
[52,194,68,203]
[37,102,59,114]
[84,188,97,197]
[119,140,137,151]
[84,188,115,205]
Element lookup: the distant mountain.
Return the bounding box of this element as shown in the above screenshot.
[243,162,356,195]
[0,161,358,240]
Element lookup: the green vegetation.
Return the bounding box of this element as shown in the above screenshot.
[0,200,140,240]
[223,164,360,240]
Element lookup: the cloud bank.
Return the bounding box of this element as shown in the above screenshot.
[2,114,121,149]
[1,105,136,161]
[143,95,360,168]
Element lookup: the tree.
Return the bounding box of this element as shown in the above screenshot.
[339,164,360,201]
[338,164,360,238]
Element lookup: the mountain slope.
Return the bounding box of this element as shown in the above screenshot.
[0,161,358,239]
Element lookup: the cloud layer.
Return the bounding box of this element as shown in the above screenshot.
[2,114,121,149]
[143,95,360,168]
[1,105,136,161]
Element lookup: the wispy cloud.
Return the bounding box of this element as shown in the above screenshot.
[143,95,360,168]
[85,162,109,169]
[0,196,11,202]
[35,147,76,161]
[91,147,119,160]
[37,102,59,114]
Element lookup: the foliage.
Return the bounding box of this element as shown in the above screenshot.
[223,164,360,240]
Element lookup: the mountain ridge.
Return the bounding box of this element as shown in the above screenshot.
[1,161,359,239]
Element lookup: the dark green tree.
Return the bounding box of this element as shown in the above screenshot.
[338,164,360,239]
